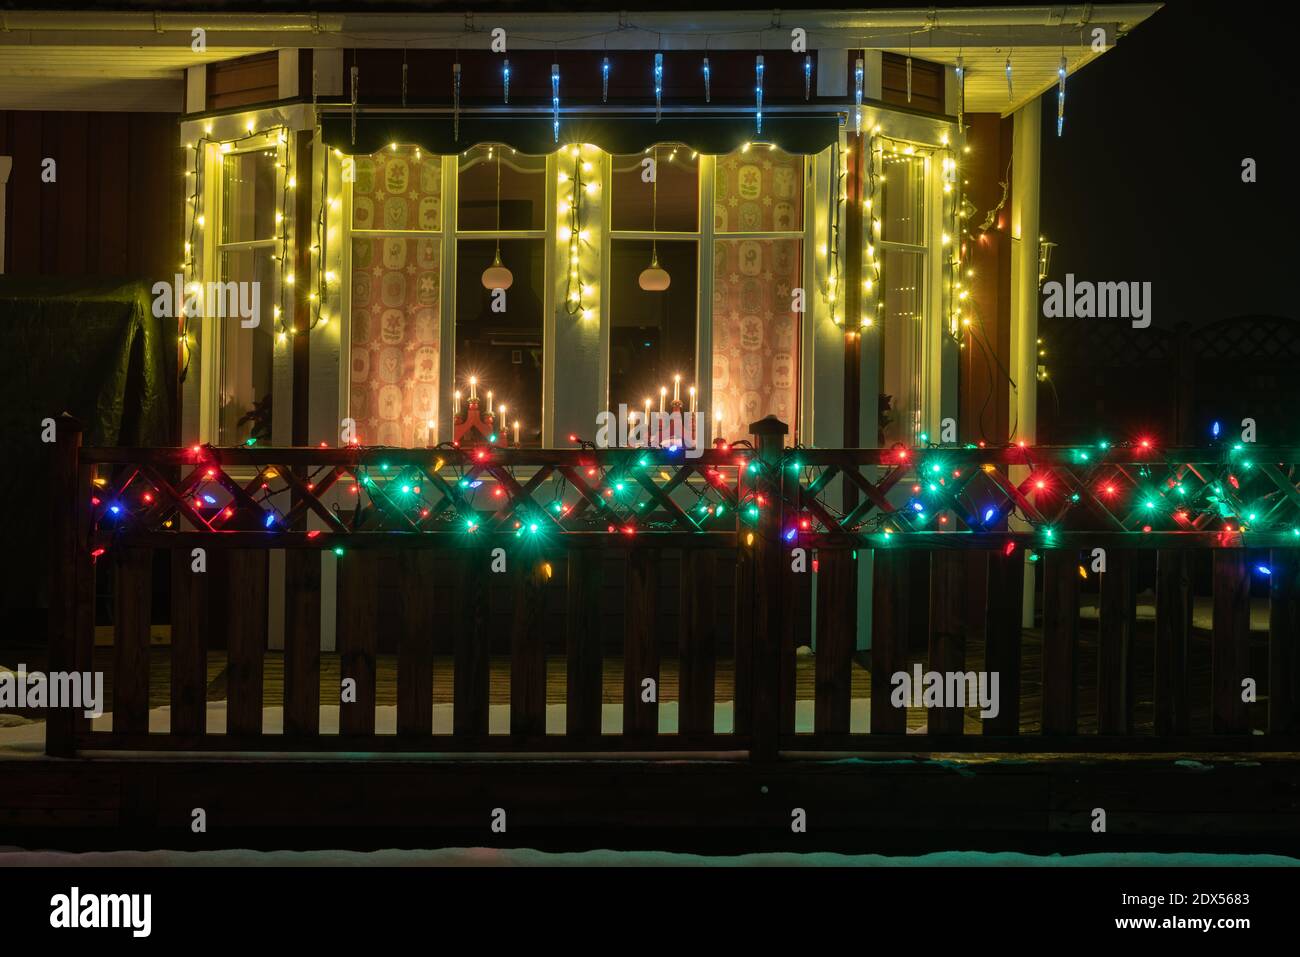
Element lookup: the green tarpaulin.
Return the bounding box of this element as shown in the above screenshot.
[0,277,174,611]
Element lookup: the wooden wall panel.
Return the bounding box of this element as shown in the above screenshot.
[1,110,180,279]
[206,52,279,111]
[881,53,946,114]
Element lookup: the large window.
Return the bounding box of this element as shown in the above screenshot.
[348,145,443,447]
[455,145,546,446]
[711,145,804,441]
[215,144,278,444]
[878,148,928,445]
[609,147,700,415]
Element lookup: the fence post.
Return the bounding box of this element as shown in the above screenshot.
[47,413,87,757]
[747,415,789,762]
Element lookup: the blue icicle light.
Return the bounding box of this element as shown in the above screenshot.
[551,63,560,142]
[1056,55,1067,136]
[654,53,663,122]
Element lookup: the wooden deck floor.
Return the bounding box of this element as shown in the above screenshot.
[5,618,1271,735]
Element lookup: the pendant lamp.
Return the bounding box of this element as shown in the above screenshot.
[638,146,671,291]
[481,146,514,290]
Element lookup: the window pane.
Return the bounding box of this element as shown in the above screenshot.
[711,238,801,441]
[348,236,442,447]
[609,240,698,412]
[216,246,276,444]
[881,152,925,246]
[881,248,925,445]
[454,239,544,446]
[457,146,546,231]
[610,148,699,232]
[713,147,803,233]
[220,148,277,244]
[350,147,442,232]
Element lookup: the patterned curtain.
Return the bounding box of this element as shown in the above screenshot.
[348,148,442,447]
[711,149,803,440]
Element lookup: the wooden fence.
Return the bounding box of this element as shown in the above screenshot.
[46,413,1300,758]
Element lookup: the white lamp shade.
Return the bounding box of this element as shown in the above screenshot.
[638,262,671,291]
[481,251,513,290]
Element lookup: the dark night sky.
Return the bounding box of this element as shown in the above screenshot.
[1040,0,1300,329]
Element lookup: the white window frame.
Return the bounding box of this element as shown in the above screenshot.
[873,136,948,445]
[451,145,552,445]
[606,144,815,445]
[197,132,288,446]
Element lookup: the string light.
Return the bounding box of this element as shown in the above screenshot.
[551,63,561,142]
[453,62,462,141]
[562,145,596,318]
[703,56,711,103]
[854,57,864,133]
[503,58,510,104]
[654,53,663,122]
[1057,54,1067,136]
[955,54,965,139]
[754,55,764,135]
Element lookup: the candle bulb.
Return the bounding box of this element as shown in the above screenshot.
[645,398,653,448]
[689,386,696,414]
[469,376,478,402]
[659,387,667,414]
[454,390,461,415]
[487,391,493,416]
[426,418,436,448]
[513,420,520,446]
[673,374,681,402]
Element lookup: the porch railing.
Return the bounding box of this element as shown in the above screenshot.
[46,413,1300,758]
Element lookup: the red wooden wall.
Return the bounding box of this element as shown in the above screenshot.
[0,111,182,279]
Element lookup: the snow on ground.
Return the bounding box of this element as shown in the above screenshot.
[0,847,1297,866]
